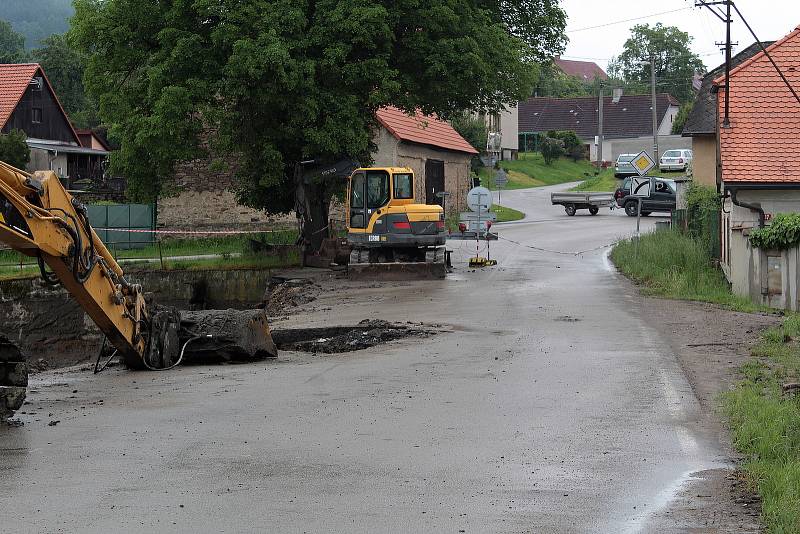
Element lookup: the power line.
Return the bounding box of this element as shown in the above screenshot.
[566,7,692,33]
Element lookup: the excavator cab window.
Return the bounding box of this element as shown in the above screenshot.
[350,172,366,228]
[393,173,413,200]
[366,170,389,209]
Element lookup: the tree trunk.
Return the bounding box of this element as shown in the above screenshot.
[303,181,331,255]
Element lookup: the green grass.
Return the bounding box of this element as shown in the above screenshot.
[570,168,620,192]
[491,204,525,222]
[610,229,759,312]
[481,152,601,190]
[724,314,800,533]
[0,230,300,279]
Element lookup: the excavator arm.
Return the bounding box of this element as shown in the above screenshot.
[0,161,178,369]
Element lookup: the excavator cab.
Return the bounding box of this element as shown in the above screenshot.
[346,167,446,276]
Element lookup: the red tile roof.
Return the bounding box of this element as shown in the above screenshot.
[716,27,800,183]
[0,63,80,146]
[376,106,478,154]
[554,57,608,81]
[0,63,40,130]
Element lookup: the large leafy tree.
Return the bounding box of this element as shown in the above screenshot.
[71,0,566,249]
[32,34,98,128]
[0,19,27,63]
[608,23,705,103]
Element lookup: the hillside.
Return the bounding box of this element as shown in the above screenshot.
[3,0,73,49]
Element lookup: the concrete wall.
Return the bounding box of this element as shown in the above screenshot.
[499,105,518,152]
[721,188,800,308]
[690,135,716,187]
[27,148,67,178]
[372,125,472,214]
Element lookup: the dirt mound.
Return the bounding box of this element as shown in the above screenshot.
[272,320,432,354]
[263,277,319,315]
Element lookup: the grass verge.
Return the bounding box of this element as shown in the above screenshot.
[491,204,525,223]
[0,230,300,279]
[724,315,800,532]
[570,169,620,192]
[481,153,600,190]
[610,229,758,312]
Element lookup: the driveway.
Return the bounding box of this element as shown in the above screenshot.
[0,184,728,533]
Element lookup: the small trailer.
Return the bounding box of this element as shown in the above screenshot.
[550,191,616,216]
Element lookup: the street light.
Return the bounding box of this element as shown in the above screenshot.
[639,58,658,161]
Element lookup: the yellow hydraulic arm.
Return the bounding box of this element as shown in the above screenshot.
[0,160,178,369]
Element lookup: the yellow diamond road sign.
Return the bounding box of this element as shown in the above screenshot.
[632,151,655,176]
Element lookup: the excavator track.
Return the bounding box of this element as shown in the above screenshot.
[348,246,446,280]
[0,336,27,421]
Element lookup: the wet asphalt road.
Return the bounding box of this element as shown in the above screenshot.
[0,183,728,533]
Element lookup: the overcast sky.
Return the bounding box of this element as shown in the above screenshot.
[560,0,800,72]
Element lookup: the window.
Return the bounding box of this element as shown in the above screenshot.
[393,173,413,199]
[350,173,365,209]
[32,108,42,124]
[663,150,681,158]
[366,170,389,209]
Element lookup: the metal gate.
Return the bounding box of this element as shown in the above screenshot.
[87,203,155,250]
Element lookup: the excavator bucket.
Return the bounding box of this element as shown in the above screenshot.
[0,336,26,420]
[178,309,278,364]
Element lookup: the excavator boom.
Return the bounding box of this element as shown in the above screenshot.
[0,161,154,367]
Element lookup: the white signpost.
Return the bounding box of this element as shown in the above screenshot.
[494,168,508,202]
[630,151,655,249]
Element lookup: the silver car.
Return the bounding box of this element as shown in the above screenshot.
[659,149,693,172]
[614,153,638,178]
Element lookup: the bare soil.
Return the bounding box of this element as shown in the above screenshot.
[628,283,780,532]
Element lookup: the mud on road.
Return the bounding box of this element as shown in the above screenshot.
[623,277,780,532]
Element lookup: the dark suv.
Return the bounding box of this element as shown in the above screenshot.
[614,177,676,216]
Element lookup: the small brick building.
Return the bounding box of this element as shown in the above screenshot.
[372,106,477,214]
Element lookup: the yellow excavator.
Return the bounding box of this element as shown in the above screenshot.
[346,167,447,278]
[0,160,276,379]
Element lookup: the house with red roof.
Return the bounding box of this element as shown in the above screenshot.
[373,106,477,212]
[716,26,800,307]
[0,63,109,185]
[554,57,608,82]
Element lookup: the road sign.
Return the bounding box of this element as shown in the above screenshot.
[495,169,509,188]
[631,151,655,176]
[631,177,652,197]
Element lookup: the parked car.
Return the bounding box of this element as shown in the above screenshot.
[614,153,639,177]
[614,177,676,216]
[659,149,693,172]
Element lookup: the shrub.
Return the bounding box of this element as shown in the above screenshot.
[540,137,564,165]
[0,130,30,170]
[749,213,800,250]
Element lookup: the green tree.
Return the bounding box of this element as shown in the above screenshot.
[0,130,31,170]
[32,34,98,127]
[540,137,564,165]
[671,101,693,135]
[70,0,566,249]
[450,113,488,171]
[608,23,705,103]
[0,19,27,63]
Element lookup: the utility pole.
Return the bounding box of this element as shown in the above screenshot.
[650,57,658,159]
[696,0,733,127]
[597,83,604,165]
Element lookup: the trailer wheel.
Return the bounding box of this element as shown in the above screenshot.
[564,204,577,216]
[589,206,599,216]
